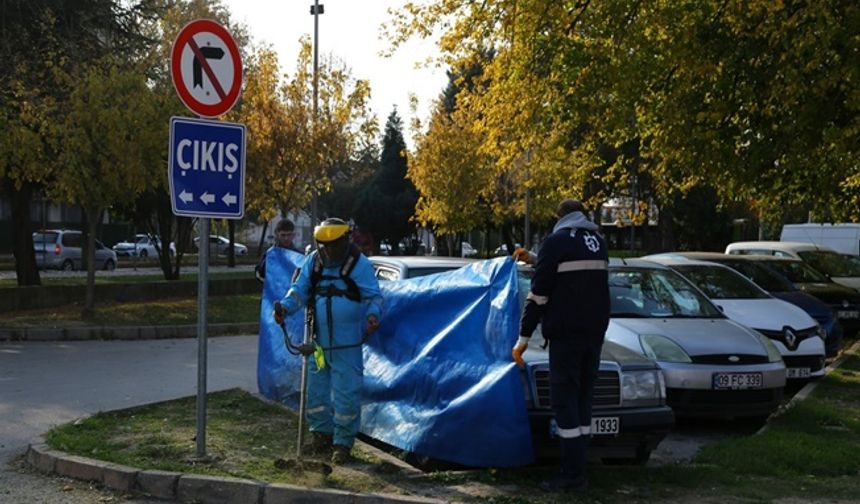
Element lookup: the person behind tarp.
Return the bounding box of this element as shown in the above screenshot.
[512,199,610,494]
[256,218,301,282]
[273,217,383,464]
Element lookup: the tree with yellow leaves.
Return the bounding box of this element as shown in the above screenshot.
[51,59,160,316]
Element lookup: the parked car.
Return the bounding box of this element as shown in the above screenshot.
[643,256,826,381]
[112,234,167,258]
[32,229,117,271]
[726,241,860,293]
[646,252,844,357]
[369,256,675,464]
[370,256,480,281]
[461,242,478,258]
[193,235,248,255]
[605,258,786,418]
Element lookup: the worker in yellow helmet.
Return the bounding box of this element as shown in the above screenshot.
[274,218,383,464]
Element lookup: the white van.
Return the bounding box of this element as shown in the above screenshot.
[781,223,860,256]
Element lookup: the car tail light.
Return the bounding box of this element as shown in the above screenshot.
[54,244,61,255]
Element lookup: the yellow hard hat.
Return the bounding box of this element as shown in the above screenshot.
[314,218,350,243]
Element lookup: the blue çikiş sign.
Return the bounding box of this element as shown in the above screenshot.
[168,116,246,219]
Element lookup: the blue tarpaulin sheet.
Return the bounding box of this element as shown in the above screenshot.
[257,250,534,467]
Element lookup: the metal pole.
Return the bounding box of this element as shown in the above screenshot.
[196,217,209,458]
[311,1,322,227]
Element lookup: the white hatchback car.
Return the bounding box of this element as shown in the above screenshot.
[645,256,826,380]
[726,241,860,293]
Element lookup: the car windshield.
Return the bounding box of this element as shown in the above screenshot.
[32,232,58,244]
[715,260,796,292]
[797,250,860,277]
[673,264,770,299]
[763,259,829,283]
[518,267,722,319]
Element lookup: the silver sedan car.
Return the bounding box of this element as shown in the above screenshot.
[606,259,786,418]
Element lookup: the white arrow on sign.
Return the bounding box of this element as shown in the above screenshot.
[200,192,215,205]
[222,193,237,206]
[180,190,194,204]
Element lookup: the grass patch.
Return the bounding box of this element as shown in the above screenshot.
[42,350,860,502]
[0,293,261,327]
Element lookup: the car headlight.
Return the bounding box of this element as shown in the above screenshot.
[639,334,692,363]
[621,370,664,403]
[756,332,783,363]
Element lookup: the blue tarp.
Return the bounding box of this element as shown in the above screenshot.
[257,250,534,467]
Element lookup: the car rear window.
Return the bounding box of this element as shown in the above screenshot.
[32,232,58,244]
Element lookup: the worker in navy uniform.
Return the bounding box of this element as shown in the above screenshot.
[512,199,610,493]
[274,218,383,464]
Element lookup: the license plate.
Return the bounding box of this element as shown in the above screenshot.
[786,367,811,379]
[837,310,859,319]
[712,372,763,390]
[549,417,619,437]
[591,417,619,435]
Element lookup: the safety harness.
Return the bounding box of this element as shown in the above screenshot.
[308,244,369,359]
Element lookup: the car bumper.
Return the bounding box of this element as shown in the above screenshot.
[528,405,674,460]
[658,361,785,418]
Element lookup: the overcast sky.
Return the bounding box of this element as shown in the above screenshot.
[221,0,447,144]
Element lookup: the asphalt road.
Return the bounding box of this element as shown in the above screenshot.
[0,263,256,280]
[0,335,258,503]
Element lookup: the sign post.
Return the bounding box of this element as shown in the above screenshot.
[169,19,244,459]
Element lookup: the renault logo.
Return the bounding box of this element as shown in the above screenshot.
[784,327,797,348]
[728,355,740,363]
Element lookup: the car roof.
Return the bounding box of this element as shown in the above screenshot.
[726,241,835,252]
[639,255,734,268]
[608,257,672,270]
[369,256,477,269]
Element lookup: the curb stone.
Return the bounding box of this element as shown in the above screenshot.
[25,440,446,504]
[0,322,259,342]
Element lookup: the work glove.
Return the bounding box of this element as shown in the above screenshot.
[273,301,286,326]
[365,314,380,335]
[511,337,529,368]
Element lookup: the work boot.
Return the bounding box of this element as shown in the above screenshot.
[307,432,332,455]
[539,472,588,494]
[331,444,353,465]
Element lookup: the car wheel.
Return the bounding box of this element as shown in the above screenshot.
[104,259,116,271]
[61,259,75,271]
[139,249,148,258]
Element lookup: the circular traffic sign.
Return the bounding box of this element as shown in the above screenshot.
[170,19,243,118]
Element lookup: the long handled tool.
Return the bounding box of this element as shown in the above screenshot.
[273,301,331,475]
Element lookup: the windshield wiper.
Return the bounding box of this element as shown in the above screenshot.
[610,312,649,318]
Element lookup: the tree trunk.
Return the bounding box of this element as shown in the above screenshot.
[9,181,41,286]
[82,206,102,318]
[228,219,236,267]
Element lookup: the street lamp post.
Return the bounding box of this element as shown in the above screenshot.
[310,1,324,228]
